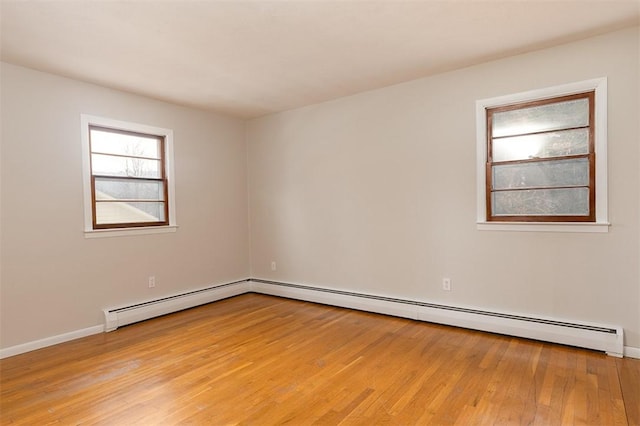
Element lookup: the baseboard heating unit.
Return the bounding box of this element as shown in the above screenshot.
[249,279,625,358]
[102,278,624,358]
[103,280,250,332]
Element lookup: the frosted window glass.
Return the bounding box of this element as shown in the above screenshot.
[492,98,589,138]
[492,158,589,190]
[492,188,589,216]
[492,128,589,162]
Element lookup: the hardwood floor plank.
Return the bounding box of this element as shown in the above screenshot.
[1,293,638,425]
[617,357,640,426]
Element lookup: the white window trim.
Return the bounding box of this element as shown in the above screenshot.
[475,78,609,233]
[81,114,178,238]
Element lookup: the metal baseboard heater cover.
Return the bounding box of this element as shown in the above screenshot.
[249,279,624,357]
[102,278,624,357]
[103,280,250,332]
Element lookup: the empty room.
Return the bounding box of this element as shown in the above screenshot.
[1,1,639,424]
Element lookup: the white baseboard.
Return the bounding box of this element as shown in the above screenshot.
[2,278,636,360]
[249,279,625,358]
[0,325,104,359]
[104,280,250,331]
[624,346,640,359]
[250,279,417,320]
[1,279,250,359]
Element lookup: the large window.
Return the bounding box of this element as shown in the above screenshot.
[486,92,594,222]
[81,115,176,236]
[476,78,608,232]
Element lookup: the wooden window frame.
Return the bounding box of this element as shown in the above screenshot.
[485,92,595,223]
[475,78,609,233]
[89,125,170,230]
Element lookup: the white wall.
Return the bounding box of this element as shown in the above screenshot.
[0,63,250,348]
[2,27,638,354]
[247,27,640,348]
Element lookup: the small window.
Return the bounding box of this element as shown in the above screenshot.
[89,126,168,228]
[476,78,609,232]
[486,92,594,222]
[81,115,176,236]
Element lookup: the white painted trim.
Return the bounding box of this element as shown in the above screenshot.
[0,325,104,359]
[624,346,640,359]
[84,225,178,239]
[2,279,631,359]
[250,280,417,320]
[80,114,178,236]
[415,303,622,358]
[477,222,610,233]
[249,279,624,357]
[1,281,250,358]
[476,77,608,232]
[104,280,251,331]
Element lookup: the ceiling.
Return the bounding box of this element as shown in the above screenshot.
[1,1,638,119]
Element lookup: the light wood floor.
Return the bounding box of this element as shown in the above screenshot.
[1,293,639,425]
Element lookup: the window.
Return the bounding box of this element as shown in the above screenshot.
[81,115,177,237]
[476,78,608,232]
[487,92,594,222]
[89,126,168,228]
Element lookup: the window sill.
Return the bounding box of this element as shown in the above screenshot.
[84,225,178,239]
[476,222,610,233]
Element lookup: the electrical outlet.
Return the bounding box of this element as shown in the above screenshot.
[442,278,451,291]
[148,276,156,288]
[271,261,277,271]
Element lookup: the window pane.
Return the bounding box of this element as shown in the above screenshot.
[91,154,162,178]
[492,158,589,190]
[492,188,589,216]
[492,128,589,162]
[95,201,166,224]
[90,128,161,159]
[492,98,589,138]
[95,177,165,201]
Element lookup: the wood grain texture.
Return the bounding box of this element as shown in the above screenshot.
[1,294,638,425]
